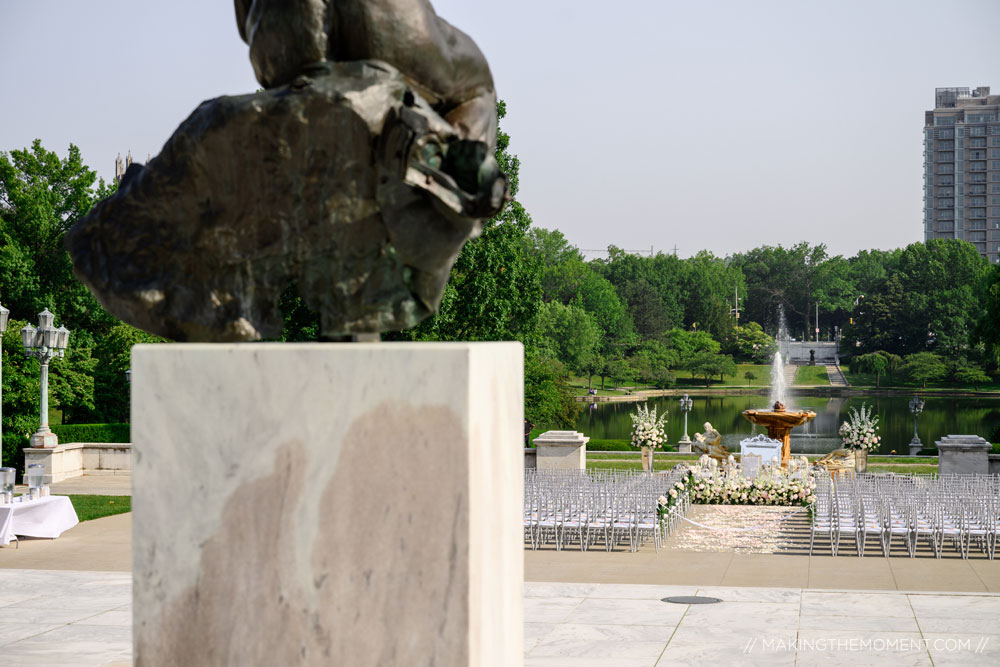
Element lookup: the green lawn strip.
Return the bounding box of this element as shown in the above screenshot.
[586,452,699,461]
[793,365,830,386]
[868,465,939,475]
[586,460,681,472]
[64,495,131,522]
[673,364,772,389]
[569,365,774,396]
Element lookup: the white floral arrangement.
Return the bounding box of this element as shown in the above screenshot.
[630,404,667,450]
[669,455,817,508]
[838,403,881,452]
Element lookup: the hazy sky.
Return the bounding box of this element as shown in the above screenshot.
[1,0,998,259]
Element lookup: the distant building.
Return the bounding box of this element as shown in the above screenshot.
[923,86,1000,264]
[114,151,150,185]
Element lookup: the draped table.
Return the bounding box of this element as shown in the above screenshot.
[0,495,79,546]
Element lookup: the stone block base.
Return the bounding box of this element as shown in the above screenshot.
[132,343,523,667]
[30,431,59,449]
[936,435,990,475]
[533,430,588,470]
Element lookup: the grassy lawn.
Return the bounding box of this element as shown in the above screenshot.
[868,465,939,475]
[587,459,686,472]
[569,364,772,396]
[793,365,829,386]
[674,364,772,389]
[65,495,131,522]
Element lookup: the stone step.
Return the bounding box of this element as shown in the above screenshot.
[826,364,849,387]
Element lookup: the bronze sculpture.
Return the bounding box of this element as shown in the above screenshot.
[66,0,507,341]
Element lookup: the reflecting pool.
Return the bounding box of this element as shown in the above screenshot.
[575,394,1000,455]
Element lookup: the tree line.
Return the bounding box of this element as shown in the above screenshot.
[4,103,1000,462]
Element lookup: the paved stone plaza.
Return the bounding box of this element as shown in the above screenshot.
[524,582,1000,666]
[0,570,998,666]
[4,506,1000,664]
[0,569,130,666]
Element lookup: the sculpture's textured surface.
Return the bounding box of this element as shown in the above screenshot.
[67,0,505,341]
[693,422,730,461]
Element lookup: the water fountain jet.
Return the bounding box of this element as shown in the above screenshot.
[743,307,815,466]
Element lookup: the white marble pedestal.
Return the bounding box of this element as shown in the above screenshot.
[131,343,523,667]
[532,430,588,470]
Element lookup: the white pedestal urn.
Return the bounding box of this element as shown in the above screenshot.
[641,446,655,472]
[854,449,868,473]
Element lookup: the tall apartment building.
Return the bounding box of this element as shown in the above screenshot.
[923,86,1000,264]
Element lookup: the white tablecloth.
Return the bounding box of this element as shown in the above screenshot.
[0,495,79,546]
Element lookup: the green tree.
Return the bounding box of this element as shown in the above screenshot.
[630,340,680,386]
[681,251,745,341]
[523,227,584,275]
[2,322,40,465]
[975,261,1000,367]
[578,353,605,390]
[595,248,685,339]
[744,370,756,387]
[523,352,581,428]
[952,361,991,391]
[535,301,602,374]
[732,242,854,341]
[896,240,989,356]
[662,328,720,366]
[604,357,633,390]
[849,350,902,388]
[0,141,117,335]
[91,324,166,422]
[901,352,948,389]
[685,351,737,388]
[730,321,777,363]
[851,352,888,388]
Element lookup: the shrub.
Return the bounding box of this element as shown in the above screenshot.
[585,438,676,452]
[50,423,130,443]
[2,432,28,471]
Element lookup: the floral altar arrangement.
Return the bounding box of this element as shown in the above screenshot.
[838,403,880,472]
[667,455,816,510]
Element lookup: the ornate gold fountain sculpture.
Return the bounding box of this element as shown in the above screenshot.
[742,401,816,467]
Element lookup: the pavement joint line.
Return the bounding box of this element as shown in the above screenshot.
[655,593,693,666]
[905,591,933,665]
[794,588,804,667]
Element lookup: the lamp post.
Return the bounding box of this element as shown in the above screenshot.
[20,309,70,449]
[677,393,694,453]
[908,395,925,456]
[0,302,9,446]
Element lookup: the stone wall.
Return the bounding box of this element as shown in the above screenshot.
[23,443,132,484]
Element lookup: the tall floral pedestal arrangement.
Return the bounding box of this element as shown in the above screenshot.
[631,405,667,473]
[838,403,880,473]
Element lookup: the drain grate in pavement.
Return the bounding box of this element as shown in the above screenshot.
[662,596,722,604]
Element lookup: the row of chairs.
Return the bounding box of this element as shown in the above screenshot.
[523,468,688,553]
[809,472,1000,558]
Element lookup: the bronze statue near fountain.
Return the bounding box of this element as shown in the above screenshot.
[742,401,816,467]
